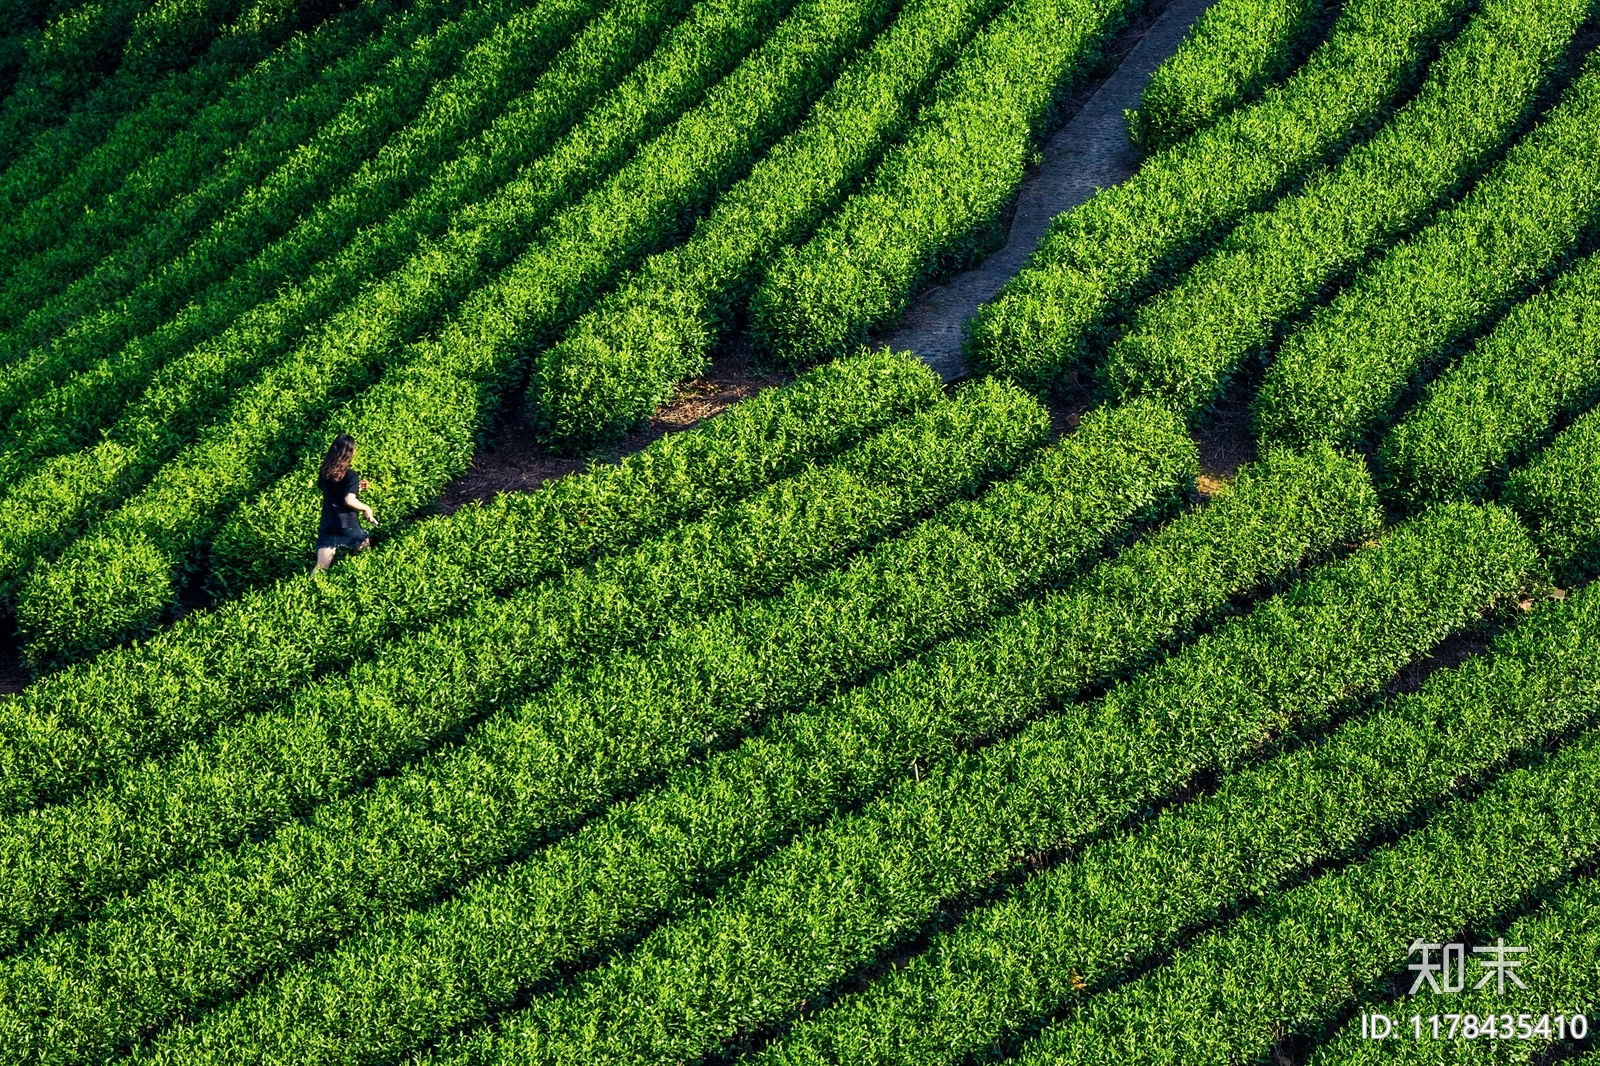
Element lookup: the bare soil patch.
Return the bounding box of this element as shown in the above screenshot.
[1045,371,1097,438]
[0,615,26,698]
[1194,387,1259,495]
[440,335,789,512]
[1388,631,1491,696]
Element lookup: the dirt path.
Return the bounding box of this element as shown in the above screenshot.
[440,337,788,510]
[448,0,1221,517]
[883,0,1217,380]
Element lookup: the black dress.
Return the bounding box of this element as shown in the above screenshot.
[315,469,368,550]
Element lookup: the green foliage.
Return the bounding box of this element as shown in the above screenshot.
[747,0,1139,368]
[141,425,1372,1066]
[1101,0,1587,418]
[763,562,1600,1066]
[0,0,655,486]
[1126,0,1331,152]
[0,0,159,176]
[0,0,385,270]
[0,0,758,603]
[502,0,909,442]
[1308,852,1600,1063]
[4,0,1594,1053]
[963,0,1474,393]
[408,501,1531,1066]
[0,443,148,618]
[13,0,847,668]
[0,0,588,345]
[524,0,1008,446]
[1504,405,1600,584]
[0,0,478,382]
[1380,249,1600,508]
[0,380,1051,1064]
[214,0,927,583]
[14,530,172,665]
[1015,693,1600,1064]
[118,0,280,78]
[1255,59,1600,450]
[0,350,940,815]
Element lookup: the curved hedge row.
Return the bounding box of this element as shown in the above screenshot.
[0,0,383,282]
[763,562,1598,1066]
[0,0,728,588]
[0,0,150,167]
[142,433,1369,1066]
[0,0,480,389]
[1308,830,1600,1063]
[1505,404,1600,585]
[997,428,1600,1064]
[1254,58,1600,450]
[10,0,833,667]
[0,0,241,177]
[521,0,1008,447]
[427,502,1534,1066]
[1380,249,1600,508]
[0,0,565,341]
[0,381,1052,1065]
[0,0,685,490]
[0,350,940,817]
[204,0,923,586]
[1126,0,1330,152]
[746,0,1136,368]
[963,0,1473,393]
[1,380,1045,947]
[1016,690,1600,1065]
[1099,0,1587,418]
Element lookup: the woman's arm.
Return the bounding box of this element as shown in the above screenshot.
[344,492,377,525]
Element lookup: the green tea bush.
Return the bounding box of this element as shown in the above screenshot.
[14,0,856,667]
[1380,250,1600,508]
[0,0,258,178]
[764,569,1600,1066]
[0,0,586,338]
[964,0,1473,393]
[1254,58,1600,451]
[0,0,388,277]
[1504,404,1600,584]
[420,501,1532,1066]
[1308,830,1600,1063]
[1101,0,1589,418]
[0,350,939,815]
[0,0,475,379]
[992,444,1600,1063]
[0,380,1051,1063]
[1127,0,1331,152]
[747,0,1139,367]
[0,0,748,594]
[144,441,1372,1066]
[1017,705,1600,1064]
[523,0,1009,446]
[1254,58,1600,450]
[214,0,967,580]
[0,0,686,484]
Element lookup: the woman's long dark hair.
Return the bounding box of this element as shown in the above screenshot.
[318,434,356,489]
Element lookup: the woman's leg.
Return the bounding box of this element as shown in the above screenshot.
[356,538,371,551]
[314,546,338,572]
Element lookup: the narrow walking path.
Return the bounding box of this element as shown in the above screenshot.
[447,0,1222,519]
[884,0,1217,379]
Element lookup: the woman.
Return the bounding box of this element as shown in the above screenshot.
[313,433,377,573]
